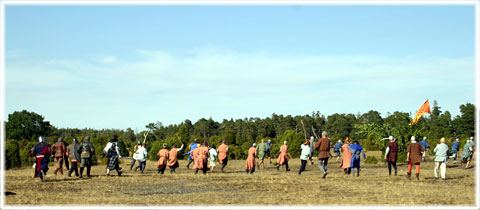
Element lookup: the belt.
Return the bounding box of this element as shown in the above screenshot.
[36,155,44,158]
[82,152,90,154]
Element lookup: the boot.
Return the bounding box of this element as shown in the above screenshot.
[195,169,199,174]
[406,172,411,180]
[394,170,397,176]
[416,173,419,180]
[246,169,249,174]
[87,167,91,177]
[79,167,84,178]
[117,170,122,176]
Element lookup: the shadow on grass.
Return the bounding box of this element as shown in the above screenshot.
[5,191,16,196]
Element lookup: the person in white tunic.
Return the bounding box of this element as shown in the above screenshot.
[209,145,218,173]
[433,137,449,180]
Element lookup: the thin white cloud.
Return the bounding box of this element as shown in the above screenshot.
[5,47,475,129]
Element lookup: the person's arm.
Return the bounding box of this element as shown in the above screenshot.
[362,149,366,161]
[385,147,390,160]
[178,144,184,152]
[116,146,122,158]
[407,152,410,162]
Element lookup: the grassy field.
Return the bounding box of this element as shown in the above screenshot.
[4,151,476,206]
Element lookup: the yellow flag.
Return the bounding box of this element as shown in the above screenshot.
[409,99,431,126]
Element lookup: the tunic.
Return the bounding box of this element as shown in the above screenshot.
[66,142,80,162]
[167,148,179,167]
[167,145,183,167]
[30,143,52,178]
[407,142,424,164]
[195,146,209,170]
[156,149,169,168]
[256,143,267,159]
[386,141,399,162]
[52,142,66,158]
[348,144,366,169]
[314,138,331,159]
[191,147,200,169]
[433,143,449,162]
[340,143,352,169]
[246,147,256,170]
[217,144,229,164]
[277,145,289,165]
[461,141,475,159]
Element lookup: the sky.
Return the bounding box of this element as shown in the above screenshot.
[3,4,477,131]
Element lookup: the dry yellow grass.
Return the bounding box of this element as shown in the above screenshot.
[4,151,476,206]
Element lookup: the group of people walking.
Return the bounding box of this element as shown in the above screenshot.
[29,136,95,180]
[28,133,475,181]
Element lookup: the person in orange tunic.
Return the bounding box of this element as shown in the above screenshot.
[167,144,184,173]
[195,141,210,174]
[339,137,352,175]
[246,143,257,174]
[217,140,229,172]
[156,143,169,174]
[276,141,291,171]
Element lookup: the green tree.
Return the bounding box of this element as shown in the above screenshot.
[6,110,53,140]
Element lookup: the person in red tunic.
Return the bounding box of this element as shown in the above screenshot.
[156,143,169,174]
[276,141,291,171]
[52,137,66,176]
[245,143,257,174]
[29,136,52,181]
[384,136,399,176]
[406,136,424,180]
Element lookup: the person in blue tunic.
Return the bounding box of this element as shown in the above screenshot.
[266,139,272,164]
[333,140,343,162]
[184,139,199,169]
[419,137,430,162]
[449,138,461,164]
[348,141,366,177]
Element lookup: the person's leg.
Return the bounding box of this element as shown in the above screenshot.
[67,161,74,177]
[86,158,92,177]
[54,158,60,175]
[186,159,193,168]
[440,162,446,179]
[79,158,85,178]
[351,167,355,176]
[285,159,290,171]
[74,162,79,176]
[203,161,208,174]
[393,162,397,176]
[434,162,439,179]
[388,161,392,176]
[139,161,145,173]
[453,153,457,163]
[415,164,420,180]
[407,162,412,179]
[323,158,329,174]
[130,159,136,170]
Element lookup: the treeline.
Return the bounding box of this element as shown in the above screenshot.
[4,101,476,169]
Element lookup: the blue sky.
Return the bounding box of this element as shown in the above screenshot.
[4,4,476,131]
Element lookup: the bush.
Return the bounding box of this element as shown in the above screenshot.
[365,156,378,164]
[18,140,36,167]
[5,139,21,169]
